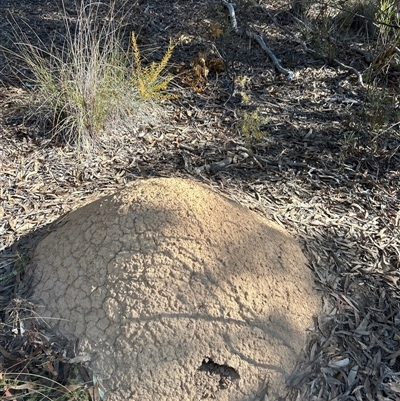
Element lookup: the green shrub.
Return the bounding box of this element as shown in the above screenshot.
[238,111,269,147]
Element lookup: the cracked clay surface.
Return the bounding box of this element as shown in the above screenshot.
[29,178,320,400]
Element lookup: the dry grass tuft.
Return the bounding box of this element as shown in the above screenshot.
[2,0,175,153]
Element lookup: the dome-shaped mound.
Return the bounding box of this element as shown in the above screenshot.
[29,178,320,400]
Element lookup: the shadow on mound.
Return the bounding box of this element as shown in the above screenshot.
[13,177,320,401]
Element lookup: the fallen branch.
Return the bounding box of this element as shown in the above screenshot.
[245,30,294,81]
[221,0,238,33]
[333,58,364,86]
[266,10,364,86]
[221,0,293,81]
[182,142,349,176]
[194,157,233,175]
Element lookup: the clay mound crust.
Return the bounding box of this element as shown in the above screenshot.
[29,178,320,400]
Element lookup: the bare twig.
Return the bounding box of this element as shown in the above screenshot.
[245,30,294,81]
[221,0,238,33]
[333,59,364,87]
[194,157,233,175]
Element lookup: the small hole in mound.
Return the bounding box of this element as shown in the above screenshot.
[198,357,240,389]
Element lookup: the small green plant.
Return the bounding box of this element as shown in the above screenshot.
[236,75,248,87]
[338,130,359,162]
[358,83,400,152]
[365,85,395,129]
[238,111,269,147]
[235,76,251,104]
[131,32,176,100]
[240,92,251,104]
[370,0,400,76]
[343,131,357,146]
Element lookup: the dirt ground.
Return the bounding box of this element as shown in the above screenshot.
[0,0,400,400]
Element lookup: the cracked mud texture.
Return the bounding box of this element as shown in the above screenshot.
[29,178,320,401]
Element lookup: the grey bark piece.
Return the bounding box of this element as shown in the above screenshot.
[28,178,320,401]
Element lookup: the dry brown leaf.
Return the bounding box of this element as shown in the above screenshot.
[209,22,223,38]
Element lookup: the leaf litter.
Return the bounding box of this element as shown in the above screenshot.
[0,0,400,400]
